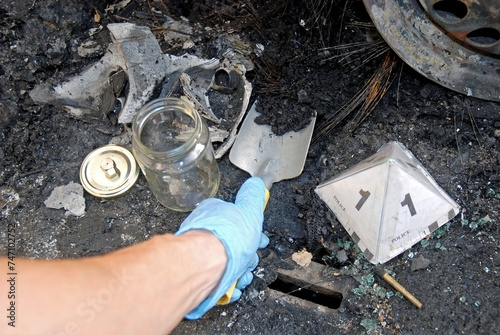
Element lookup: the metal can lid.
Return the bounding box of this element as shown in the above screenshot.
[80,144,139,199]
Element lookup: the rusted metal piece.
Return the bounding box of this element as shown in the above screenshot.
[275,260,354,299]
[418,0,499,55]
[363,0,500,102]
[267,289,339,314]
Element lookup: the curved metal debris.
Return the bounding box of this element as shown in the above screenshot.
[29,23,212,124]
[418,0,499,55]
[363,0,500,102]
[29,22,254,159]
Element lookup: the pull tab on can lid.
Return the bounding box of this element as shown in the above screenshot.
[80,144,139,198]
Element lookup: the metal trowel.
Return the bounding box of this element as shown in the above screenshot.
[230,100,316,192]
[217,100,316,304]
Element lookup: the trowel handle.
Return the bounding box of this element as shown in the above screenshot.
[263,188,270,210]
[217,187,270,305]
[217,282,237,305]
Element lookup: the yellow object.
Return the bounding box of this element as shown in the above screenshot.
[217,282,236,305]
[264,188,270,209]
[375,268,423,309]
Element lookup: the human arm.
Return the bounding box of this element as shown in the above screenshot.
[0,176,268,334]
[0,230,227,335]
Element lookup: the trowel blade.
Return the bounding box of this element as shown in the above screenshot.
[229,101,316,188]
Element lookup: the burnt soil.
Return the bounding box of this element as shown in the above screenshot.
[1,0,499,334]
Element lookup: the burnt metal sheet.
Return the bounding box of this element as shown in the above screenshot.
[275,260,354,298]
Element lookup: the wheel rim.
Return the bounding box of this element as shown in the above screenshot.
[363,0,500,102]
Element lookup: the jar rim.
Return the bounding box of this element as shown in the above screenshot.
[132,97,202,158]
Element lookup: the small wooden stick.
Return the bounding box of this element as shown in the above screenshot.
[375,267,423,309]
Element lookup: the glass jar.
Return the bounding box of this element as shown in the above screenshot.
[132,97,220,211]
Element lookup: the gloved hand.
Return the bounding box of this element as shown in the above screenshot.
[174,177,269,320]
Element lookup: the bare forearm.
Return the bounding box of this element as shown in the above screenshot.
[0,231,227,335]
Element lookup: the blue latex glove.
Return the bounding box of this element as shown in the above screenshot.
[174,177,269,320]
